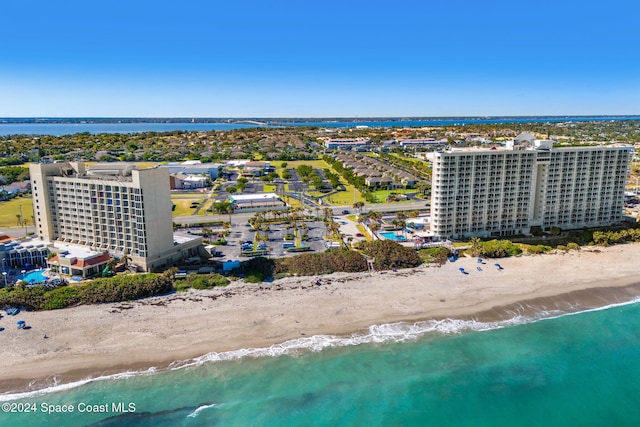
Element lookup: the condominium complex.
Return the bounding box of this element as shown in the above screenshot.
[431,134,632,239]
[30,162,201,272]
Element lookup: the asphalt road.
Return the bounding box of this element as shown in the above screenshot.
[173,202,428,225]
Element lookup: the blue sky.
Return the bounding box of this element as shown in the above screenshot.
[1,0,638,117]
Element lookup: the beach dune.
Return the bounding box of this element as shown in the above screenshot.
[1,244,639,394]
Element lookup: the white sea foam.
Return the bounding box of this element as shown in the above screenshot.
[3,297,640,401]
[0,367,158,402]
[182,297,640,368]
[180,315,545,368]
[187,403,218,418]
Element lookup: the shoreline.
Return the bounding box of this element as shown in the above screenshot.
[1,244,640,396]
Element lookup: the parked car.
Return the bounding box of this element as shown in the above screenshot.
[341,210,349,214]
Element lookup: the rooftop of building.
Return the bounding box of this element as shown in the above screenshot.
[173,232,202,245]
[435,142,632,154]
[229,193,281,201]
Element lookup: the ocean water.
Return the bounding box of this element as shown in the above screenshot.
[2,302,640,426]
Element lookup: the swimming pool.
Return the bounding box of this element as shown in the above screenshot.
[380,232,407,242]
[22,269,48,283]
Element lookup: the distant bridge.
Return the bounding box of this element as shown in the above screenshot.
[231,120,269,126]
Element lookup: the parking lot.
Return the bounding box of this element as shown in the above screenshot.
[204,220,332,261]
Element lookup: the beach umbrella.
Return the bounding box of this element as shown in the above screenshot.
[477,258,483,263]
[458,267,465,273]
[17,320,25,325]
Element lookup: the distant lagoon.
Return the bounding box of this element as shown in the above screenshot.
[1,116,640,136]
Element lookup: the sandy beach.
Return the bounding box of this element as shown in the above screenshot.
[1,244,640,394]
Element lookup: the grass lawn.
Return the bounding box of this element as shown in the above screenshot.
[172,200,198,217]
[171,191,206,216]
[356,224,373,240]
[270,159,371,206]
[171,191,207,199]
[0,197,34,228]
[367,188,415,203]
[388,153,427,164]
[262,184,276,192]
[198,199,215,215]
[281,195,303,209]
[323,186,365,205]
[270,160,330,169]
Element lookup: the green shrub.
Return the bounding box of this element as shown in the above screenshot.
[77,274,173,305]
[477,240,522,258]
[175,280,190,292]
[418,246,450,265]
[245,271,264,283]
[42,286,80,310]
[522,244,542,255]
[209,274,230,287]
[359,240,422,270]
[592,227,640,246]
[566,242,580,251]
[0,286,46,311]
[520,244,552,255]
[274,250,368,276]
[188,275,212,289]
[181,273,230,290]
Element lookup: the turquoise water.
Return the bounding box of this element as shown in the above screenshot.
[22,270,48,283]
[380,231,407,241]
[2,302,640,426]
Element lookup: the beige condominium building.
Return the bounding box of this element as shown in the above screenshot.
[431,133,632,240]
[30,162,201,272]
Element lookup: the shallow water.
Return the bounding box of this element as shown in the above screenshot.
[2,300,640,426]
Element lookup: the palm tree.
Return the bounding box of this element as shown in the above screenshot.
[105,258,117,274]
[120,253,130,269]
[329,221,341,240]
[367,210,381,222]
[353,201,364,215]
[223,203,233,226]
[399,220,407,238]
[323,207,332,221]
[470,237,482,257]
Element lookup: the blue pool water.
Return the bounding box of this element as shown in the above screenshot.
[22,269,48,283]
[380,231,407,241]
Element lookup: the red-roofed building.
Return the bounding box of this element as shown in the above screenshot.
[48,251,111,278]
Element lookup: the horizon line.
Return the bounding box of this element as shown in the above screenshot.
[2,114,640,121]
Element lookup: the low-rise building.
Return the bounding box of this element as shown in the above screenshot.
[163,161,224,179]
[228,193,288,213]
[169,173,209,190]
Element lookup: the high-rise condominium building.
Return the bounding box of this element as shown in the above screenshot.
[431,134,632,240]
[30,162,201,272]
